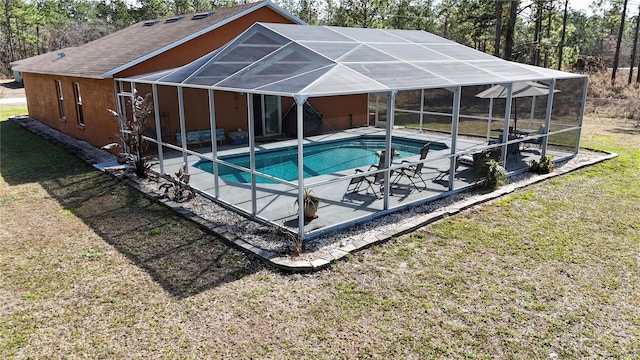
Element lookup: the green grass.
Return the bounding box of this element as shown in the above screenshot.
[1,112,638,358]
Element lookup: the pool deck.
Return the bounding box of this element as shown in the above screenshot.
[153,126,571,239]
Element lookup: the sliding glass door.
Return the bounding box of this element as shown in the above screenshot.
[252,94,281,136]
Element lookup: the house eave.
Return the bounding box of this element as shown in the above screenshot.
[11,67,108,80]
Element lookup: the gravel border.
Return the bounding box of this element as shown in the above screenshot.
[13,116,617,271]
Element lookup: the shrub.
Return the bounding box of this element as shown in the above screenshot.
[476,159,509,190]
[159,163,195,203]
[281,228,304,256]
[530,155,554,174]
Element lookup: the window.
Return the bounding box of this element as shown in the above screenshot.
[73,82,84,126]
[55,80,65,119]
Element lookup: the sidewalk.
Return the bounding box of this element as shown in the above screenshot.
[0,97,26,105]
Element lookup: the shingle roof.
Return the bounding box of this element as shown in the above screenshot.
[11,1,300,78]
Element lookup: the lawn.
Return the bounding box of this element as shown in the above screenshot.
[1,106,638,358]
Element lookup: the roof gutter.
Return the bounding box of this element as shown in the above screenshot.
[10,67,107,80]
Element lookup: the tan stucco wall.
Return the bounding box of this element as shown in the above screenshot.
[23,72,120,148]
[282,94,369,132]
[147,90,368,143]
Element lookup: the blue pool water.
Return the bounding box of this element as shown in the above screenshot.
[194,136,447,184]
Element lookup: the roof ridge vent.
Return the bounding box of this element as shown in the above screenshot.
[165,16,184,24]
[143,20,160,27]
[192,11,214,20]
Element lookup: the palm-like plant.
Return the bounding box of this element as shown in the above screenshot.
[294,188,320,219]
[477,159,509,190]
[104,91,156,178]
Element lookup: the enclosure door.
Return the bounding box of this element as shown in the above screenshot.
[253,94,281,136]
[368,93,388,128]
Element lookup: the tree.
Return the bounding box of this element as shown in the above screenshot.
[628,5,640,84]
[494,0,503,57]
[3,0,16,62]
[611,0,628,83]
[544,0,553,66]
[281,0,321,25]
[331,0,391,28]
[557,0,568,69]
[134,0,171,22]
[96,0,135,28]
[531,0,544,65]
[629,5,639,84]
[504,0,519,60]
[388,0,435,31]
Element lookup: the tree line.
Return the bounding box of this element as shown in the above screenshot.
[2,0,639,81]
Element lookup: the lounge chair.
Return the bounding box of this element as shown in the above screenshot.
[459,148,501,168]
[391,143,430,192]
[345,149,395,198]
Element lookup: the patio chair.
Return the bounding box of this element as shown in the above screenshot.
[490,133,521,162]
[522,124,546,150]
[434,157,461,182]
[391,143,431,192]
[345,149,395,198]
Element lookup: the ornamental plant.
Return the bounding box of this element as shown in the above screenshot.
[104,91,156,178]
[530,155,554,174]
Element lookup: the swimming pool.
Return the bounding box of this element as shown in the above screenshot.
[194,136,447,184]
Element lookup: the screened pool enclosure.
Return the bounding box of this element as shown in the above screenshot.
[116,23,588,240]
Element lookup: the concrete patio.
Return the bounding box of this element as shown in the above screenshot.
[151,126,572,239]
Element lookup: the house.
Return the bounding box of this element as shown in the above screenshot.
[10,1,303,149]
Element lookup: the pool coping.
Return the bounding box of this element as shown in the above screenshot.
[110,148,617,272]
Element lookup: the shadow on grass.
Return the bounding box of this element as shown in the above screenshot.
[608,127,640,135]
[1,119,264,298]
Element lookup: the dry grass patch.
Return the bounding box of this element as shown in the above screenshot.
[1,113,639,358]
